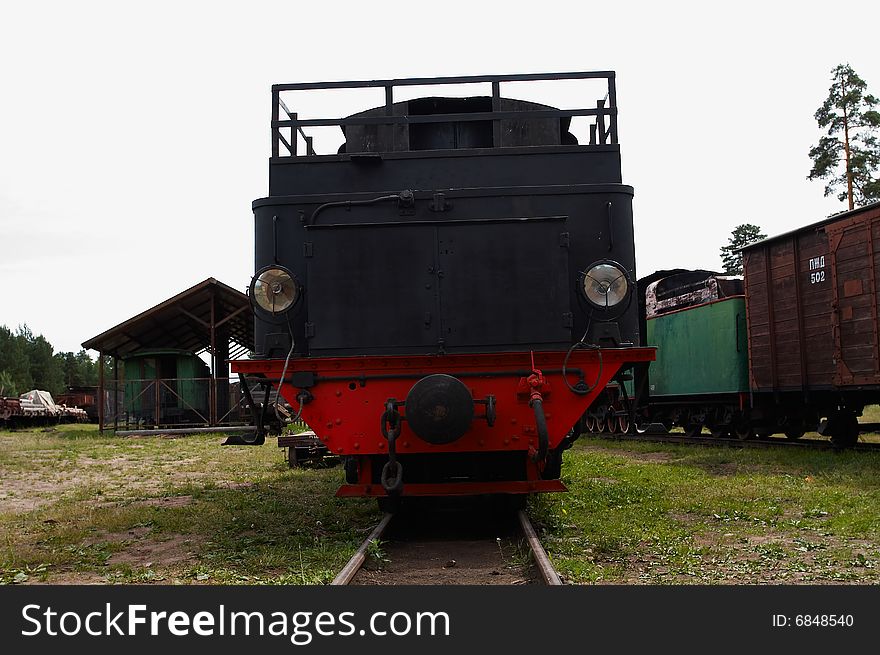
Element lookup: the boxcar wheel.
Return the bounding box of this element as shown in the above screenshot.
[734,424,755,441]
[684,423,702,438]
[784,428,805,441]
[830,413,860,448]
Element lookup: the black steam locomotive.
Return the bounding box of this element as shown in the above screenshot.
[232,72,654,505]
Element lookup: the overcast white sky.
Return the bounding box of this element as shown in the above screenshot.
[1,0,878,355]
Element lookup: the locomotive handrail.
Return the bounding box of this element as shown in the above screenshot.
[271,70,618,156]
[271,70,616,92]
[274,107,614,128]
[305,215,569,230]
[275,96,315,156]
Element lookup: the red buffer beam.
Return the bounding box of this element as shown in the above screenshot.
[233,348,655,459]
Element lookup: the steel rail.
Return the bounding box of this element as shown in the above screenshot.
[517,510,563,586]
[331,513,394,585]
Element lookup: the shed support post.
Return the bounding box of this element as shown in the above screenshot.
[155,371,160,428]
[113,356,119,432]
[216,337,230,424]
[98,350,105,434]
[210,290,217,426]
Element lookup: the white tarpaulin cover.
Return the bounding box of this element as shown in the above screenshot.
[19,390,60,415]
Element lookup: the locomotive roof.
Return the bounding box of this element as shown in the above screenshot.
[741,200,880,251]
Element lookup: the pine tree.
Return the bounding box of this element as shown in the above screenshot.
[0,324,87,397]
[0,371,14,397]
[22,330,64,395]
[0,326,32,394]
[808,64,880,209]
[721,224,766,275]
[54,349,102,388]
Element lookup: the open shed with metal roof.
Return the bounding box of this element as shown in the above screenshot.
[82,278,254,432]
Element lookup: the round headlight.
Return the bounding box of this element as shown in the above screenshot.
[251,266,300,315]
[582,262,629,309]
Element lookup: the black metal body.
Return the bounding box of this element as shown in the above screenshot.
[252,72,640,360]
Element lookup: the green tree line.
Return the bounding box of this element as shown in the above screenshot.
[0,325,107,397]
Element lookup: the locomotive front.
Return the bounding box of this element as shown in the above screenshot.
[231,72,654,504]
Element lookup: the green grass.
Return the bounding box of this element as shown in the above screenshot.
[0,425,376,584]
[529,438,880,584]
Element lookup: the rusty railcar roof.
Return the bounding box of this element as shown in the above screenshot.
[741,200,880,252]
[82,278,253,359]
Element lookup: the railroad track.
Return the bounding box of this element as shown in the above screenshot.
[331,510,562,586]
[516,509,562,585]
[589,430,880,451]
[332,513,395,585]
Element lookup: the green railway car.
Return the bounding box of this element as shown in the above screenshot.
[646,297,749,397]
[627,271,766,439]
[123,349,210,425]
[585,284,749,436]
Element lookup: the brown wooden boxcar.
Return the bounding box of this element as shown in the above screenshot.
[742,200,880,445]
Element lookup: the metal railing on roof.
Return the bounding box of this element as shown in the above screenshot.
[270,71,619,158]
